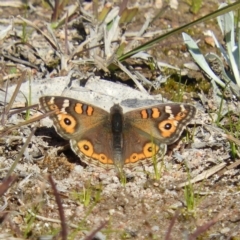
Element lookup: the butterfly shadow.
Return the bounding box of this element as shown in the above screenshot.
[35,126,86,166]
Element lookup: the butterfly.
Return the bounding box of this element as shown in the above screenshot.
[39,96,196,171]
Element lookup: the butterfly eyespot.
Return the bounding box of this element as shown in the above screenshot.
[78,140,93,156]
[158,120,177,137]
[147,146,152,152]
[129,153,139,162]
[143,143,159,157]
[64,118,72,125]
[99,154,107,162]
[132,155,137,160]
[58,114,76,133]
[83,144,89,150]
[164,123,172,130]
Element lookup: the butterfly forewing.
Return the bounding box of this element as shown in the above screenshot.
[40,96,109,140]
[124,103,196,145]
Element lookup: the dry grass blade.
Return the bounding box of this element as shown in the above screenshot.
[51,0,60,22]
[1,79,9,126]
[3,72,26,119]
[6,127,36,178]
[84,221,107,240]
[64,12,70,55]
[53,3,79,29]
[46,23,62,52]
[177,162,227,188]
[8,104,39,117]
[1,53,39,70]
[114,59,148,94]
[118,1,240,61]
[2,73,22,82]
[164,211,179,240]
[25,208,78,228]
[92,0,99,20]
[188,212,223,240]
[216,159,240,178]
[225,133,240,147]
[17,16,58,50]
[0,1,24,8]
[0,21,13,41]
[0,109,55,137]
[44,0,54,10]
[208,126,240,146]
[118,0,129,16]
[48,175,67,240]
[0,175,17,196]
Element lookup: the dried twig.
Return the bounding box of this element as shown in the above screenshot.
[0,110,55,137]
[0,175,17,196]
[84,222,107,240]
[6,128,36,178]
[177,162,227,188]
[48,175,67,240]
[188,212,223,240]
[165,211,179,240]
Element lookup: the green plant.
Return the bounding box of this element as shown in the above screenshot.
[45,0,69,22]
[229,109,240,159]
[189,0,202,14]
[71,183,102,207]
[152,143,166,180]
[72,186,91,207]
[183,165,201,213]
[183,3,240,98]
[119,2,240,62]
[21,20,28,43]
[184,168,194,212]
[118,169,127,186]
[184,181,195,212]
[9,67,17,74]
[23,209,37,238]
[25,76,32,120]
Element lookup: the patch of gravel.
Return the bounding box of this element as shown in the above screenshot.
[1,0,240,239]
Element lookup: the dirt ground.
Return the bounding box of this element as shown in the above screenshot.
[1,0,240,239]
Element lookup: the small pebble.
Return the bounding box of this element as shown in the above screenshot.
[220,227,230,234]
[93,231,106,240]
[151,226,160,232]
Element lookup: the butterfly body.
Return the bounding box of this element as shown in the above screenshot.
[39,96,196,170]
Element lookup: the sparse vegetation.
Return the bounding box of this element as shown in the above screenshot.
[0,1,240,239]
